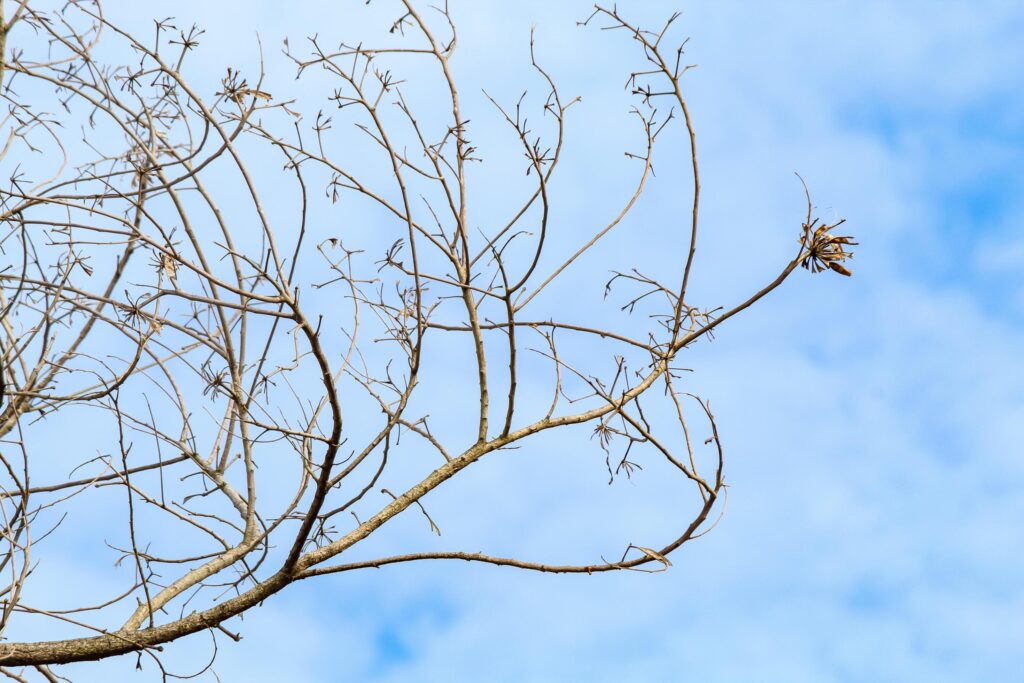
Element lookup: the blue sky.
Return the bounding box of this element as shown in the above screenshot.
[8,0,1024,681]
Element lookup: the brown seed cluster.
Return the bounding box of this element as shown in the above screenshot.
[800,219,858,276]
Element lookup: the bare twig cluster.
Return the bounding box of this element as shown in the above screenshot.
[0,1,853,675]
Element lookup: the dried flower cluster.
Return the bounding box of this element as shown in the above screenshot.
[801,218,858,276]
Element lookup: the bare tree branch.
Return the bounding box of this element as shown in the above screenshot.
[0,1,854,672]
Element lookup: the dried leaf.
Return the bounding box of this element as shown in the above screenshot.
[634,545,672,569]
[161,253,178,280]
[828,261,852,276]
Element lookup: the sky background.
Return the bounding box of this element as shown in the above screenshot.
[7,0,1024,681]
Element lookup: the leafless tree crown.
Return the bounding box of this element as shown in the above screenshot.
[0,0,854,675]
